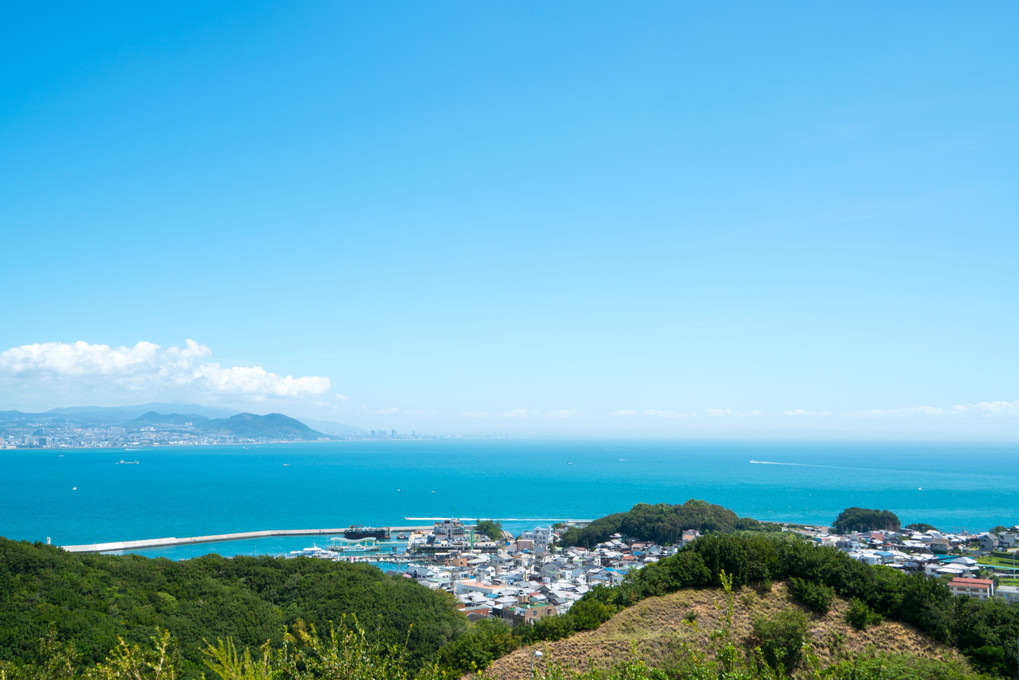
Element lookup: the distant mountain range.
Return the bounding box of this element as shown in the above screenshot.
[1,403,240,425]
[0,404,365,445]
[126,411,327,441]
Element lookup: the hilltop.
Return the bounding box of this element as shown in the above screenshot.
[129,410,328,440]
[203,412,325,440]
[486,583,972,679]
[558,499,775,548]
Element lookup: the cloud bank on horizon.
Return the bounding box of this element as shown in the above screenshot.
[1,339,1017,438]
[0,339,333,407]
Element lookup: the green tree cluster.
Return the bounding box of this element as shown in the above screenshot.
[558,500,776,549]
[473,520,504,542]
[753,608,809,670]
[845,598,883,629]
[787,577,835,613]
[832,507,901,533]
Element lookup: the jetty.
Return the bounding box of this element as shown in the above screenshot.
[60,525,430,554]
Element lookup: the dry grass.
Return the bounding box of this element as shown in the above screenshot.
[481,583,966,680]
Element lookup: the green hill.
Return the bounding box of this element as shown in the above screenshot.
[558,499,775,548]
[202,412,328,440]
[0,538,464,678]
[486,583,979,680]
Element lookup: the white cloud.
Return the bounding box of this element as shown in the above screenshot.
[852,405,944,418]
[705,408,762,418]
[0,339,331,400]
[190,364,330,398]
[950,400,1019,417]
[547,409,582,419]
[847,401,1019,419]
[501,408,538,419]
[783,409,833,417]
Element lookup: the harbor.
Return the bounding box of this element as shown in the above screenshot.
[60,525,429,554]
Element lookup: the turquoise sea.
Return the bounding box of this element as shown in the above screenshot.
[2,440,1017,560]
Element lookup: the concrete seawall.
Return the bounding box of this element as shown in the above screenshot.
[61,525,431,554]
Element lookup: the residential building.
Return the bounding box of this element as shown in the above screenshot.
[948,577,995,600]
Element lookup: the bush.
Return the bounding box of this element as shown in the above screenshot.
[788,577,834,613]
[845,597,882,629]
[435,619,517,676]
[753,608,808,670]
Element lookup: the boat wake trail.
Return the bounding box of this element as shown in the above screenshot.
[748,459,997,479]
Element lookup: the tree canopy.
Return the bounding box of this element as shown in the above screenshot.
[558,500,774,548]
[474,520,503,542]
[833,507,901,533]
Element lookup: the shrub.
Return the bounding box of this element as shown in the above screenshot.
[788,577,834,613]
[435,619,517,676]
[752,608,808,670]
[845,597,883,629]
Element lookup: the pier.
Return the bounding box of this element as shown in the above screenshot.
[60,525,431,554]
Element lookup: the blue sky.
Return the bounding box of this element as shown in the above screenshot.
[1,2,1017,438]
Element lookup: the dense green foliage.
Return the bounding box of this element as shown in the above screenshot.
[434,619,516,675]
[520,533,1019,677]
[907,523,940,532]
[0,539,464,678]
[787,577,834,613]
[753,608,809,670]
[473,520,504,542]
[845,597,883,629]
[1,581,987,680]
[558,500,774,548]
[832,507,900,533]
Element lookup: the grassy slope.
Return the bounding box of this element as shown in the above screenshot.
[484,583,969,680]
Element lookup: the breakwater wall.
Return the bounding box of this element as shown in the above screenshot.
[60,525,430,554]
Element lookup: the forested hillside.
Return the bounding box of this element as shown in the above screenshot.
[0,539,464,678]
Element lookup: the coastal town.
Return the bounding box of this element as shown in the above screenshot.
[0,409,429,449]
[286,518,1019,627]
[0,410,334,448]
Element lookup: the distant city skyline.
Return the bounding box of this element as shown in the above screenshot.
[2,3,1017,439]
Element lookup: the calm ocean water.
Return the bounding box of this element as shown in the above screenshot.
[2,440,1016,559]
